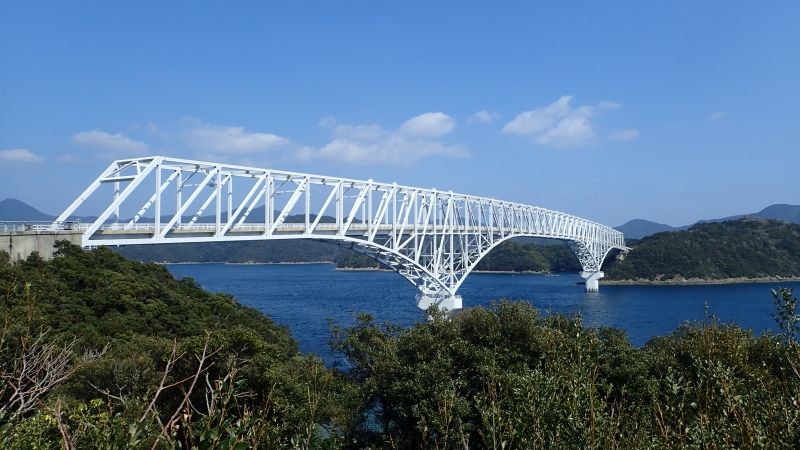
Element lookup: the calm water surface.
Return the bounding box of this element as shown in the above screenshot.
[166,263,800,360]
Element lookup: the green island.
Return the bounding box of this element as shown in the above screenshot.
[1,242,799,448]
[332,219,800,286]
[604,219,800,283]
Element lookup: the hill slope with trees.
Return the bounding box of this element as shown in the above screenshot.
[116,239,343,263]
[605,219,800,282]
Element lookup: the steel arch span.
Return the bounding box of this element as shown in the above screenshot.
[51,156,629,310]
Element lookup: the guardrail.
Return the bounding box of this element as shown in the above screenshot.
[0,221,86,232]
[7,221,578,238]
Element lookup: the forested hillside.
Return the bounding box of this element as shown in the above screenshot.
[605,219,800,281]
[116,239,343,263]
[473,240,581,272]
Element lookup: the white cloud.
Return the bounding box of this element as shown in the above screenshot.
[330,123,386,141]
[56,153,83,163]
[181,122,289,153]
[318,136,467,166]
[71,130,149,154]
[609,129,640,141]
[398,112,455,137]
[295,145,316,162]
[535,116,594,147]
[503,96,573,136]
[0,148,44,163]
[597,100,621,111]
[312,113,467,166]
[502,96,624,148]
[709,111,727,122]
[467,110,500,124]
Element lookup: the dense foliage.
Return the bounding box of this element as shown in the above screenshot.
[1,243,799,448]
[114,212,344,263]
[331,297,800,448]
[116,239,342,264]
[334,251,383,269]
[606,219,800,281]
[474,240,581,273]
[3,242,295,349]
[0,244,353,448]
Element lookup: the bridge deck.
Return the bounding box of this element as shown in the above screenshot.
[37,222,620,247]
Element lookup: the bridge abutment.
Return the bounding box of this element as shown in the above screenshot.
[0,229,83,261]
[581,271,605,292]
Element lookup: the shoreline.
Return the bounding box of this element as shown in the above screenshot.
[335,267,555,274]
[602,276,800,286]
[153,262,800,286]
[159,261,335,265]
[473,269,551,275]
[335,266,390,272]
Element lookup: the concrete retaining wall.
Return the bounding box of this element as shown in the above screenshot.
[0,231,83,261]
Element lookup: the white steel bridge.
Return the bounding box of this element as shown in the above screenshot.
[51,156,628,310]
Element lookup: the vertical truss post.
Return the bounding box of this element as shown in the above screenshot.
[154,165,161,237]
[305,179,311,233]
[227,176,233,224]
[113,181,120,222]
[265,175,273,234]
[176,168,182,226]
[215,170,222,236]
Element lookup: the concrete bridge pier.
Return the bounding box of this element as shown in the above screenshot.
[417,293,463,311]
[581,271,605,292]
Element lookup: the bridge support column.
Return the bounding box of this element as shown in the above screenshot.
[581,271,604,292]
[417,293,463,311]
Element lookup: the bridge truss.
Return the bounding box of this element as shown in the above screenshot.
[53,156,628,310]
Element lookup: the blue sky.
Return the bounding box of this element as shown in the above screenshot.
[1,1,798,226]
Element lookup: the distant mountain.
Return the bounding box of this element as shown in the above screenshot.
[0,198,334,226]
[0,198,55,221]
[699,204,800,226]
[614,219,685,240]
[757,204,800,223]
[680,203,799,234]
[618,204,800,240]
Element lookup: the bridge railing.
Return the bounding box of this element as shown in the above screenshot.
[1,221,85,232]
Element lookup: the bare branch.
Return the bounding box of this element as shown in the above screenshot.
[152,333,219,450]
[53,398,75,450]
[139,340,181,422]
[0,330,102,422]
